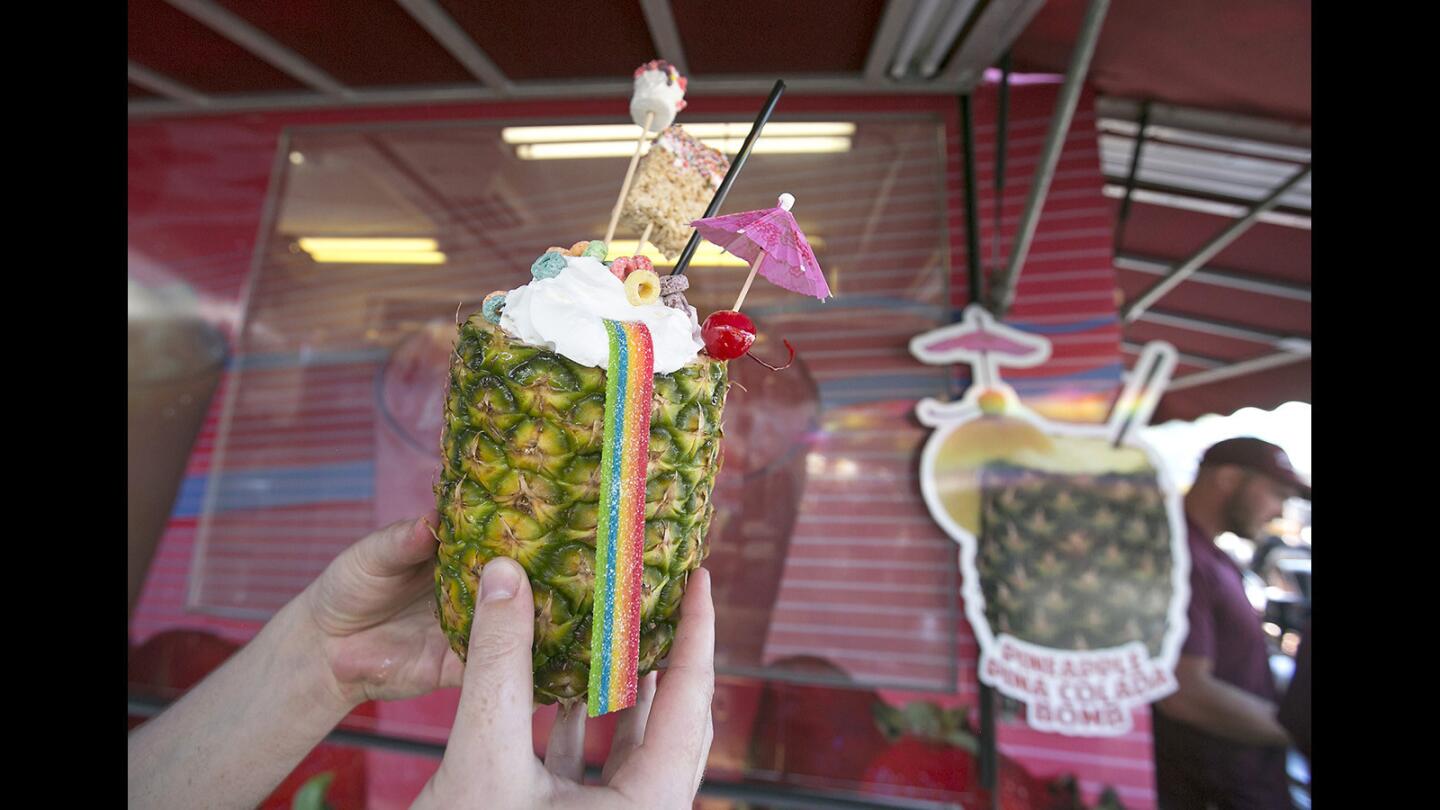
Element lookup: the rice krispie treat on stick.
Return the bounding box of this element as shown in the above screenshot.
[619,125,731,259]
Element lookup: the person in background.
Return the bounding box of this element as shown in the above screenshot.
[128,515,717,809]
[1153,437,1311,810]
[1249,532,1290,578]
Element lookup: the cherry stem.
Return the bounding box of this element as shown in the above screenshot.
[747,339,795,371]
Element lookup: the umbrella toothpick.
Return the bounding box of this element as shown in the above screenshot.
[696,191,829,310]
[732,250,766,312]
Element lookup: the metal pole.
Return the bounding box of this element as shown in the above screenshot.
[961,91,1000,809]
[1135,308,1306,349]
[988,0,1112,317]
[1101,98,1152,428]
[1121,164,1311,323]
[1116,252,1312,303]
[992,51,1011,281]
[961,93,984,310]
[1165,350,1311,392]
[1114,99,1151,252]
[980,684,998,810]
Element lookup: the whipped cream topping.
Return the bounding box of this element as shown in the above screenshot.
[500,255,704,374]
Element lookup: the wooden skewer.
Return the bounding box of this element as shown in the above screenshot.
[638,222,654,254]
[732,250,765,312]
[604,111,656,246]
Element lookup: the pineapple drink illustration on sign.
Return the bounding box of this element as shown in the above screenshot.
[911,305,1190,737]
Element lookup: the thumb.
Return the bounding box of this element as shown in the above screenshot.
[447,556,537,771]
[335,514,439,583]
[309,514,439,627]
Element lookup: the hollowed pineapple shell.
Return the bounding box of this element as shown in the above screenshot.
[434,315,727,704]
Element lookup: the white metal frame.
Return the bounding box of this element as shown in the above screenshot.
[638,0,690,74]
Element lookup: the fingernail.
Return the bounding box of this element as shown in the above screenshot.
[479,557,521,603]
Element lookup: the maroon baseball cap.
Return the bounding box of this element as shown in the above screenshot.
[1200,437,1311,499]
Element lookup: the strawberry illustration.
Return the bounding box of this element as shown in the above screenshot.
[862,701,1122,810]
[863,701,984,803]
[745,656,888,782]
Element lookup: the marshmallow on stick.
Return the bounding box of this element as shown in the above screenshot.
[605,60,691,246]
[630,60,687,133]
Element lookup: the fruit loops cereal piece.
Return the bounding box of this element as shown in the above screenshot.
[531,251,567,280]
[624,269,661,306]
[658,274,689,295]
[609,256,635,281]
[546,243,596,257]
[482,291,507,324]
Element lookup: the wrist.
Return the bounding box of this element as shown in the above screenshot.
[128,593,360,809]
[284,589,363,718]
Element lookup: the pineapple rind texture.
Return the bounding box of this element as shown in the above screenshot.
[977,462,1173,657]
[435,315,726,704]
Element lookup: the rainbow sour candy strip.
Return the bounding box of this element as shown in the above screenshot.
[588,319,654,717]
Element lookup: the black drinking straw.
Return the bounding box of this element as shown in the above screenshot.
[670,79,787,276]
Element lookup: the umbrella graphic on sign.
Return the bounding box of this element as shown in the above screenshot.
[910,306,1050,421]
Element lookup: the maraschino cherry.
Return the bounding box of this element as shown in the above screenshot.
[701,310,756,360]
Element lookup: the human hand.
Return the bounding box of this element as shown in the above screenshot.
[130,514,464,809]
[303,513,463,708]
[414,558,716,809]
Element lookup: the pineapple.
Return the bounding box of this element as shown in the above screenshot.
[433,315,727,704]
[976,462,1173,657]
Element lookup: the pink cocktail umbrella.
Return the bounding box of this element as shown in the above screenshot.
[691,193,831,311]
